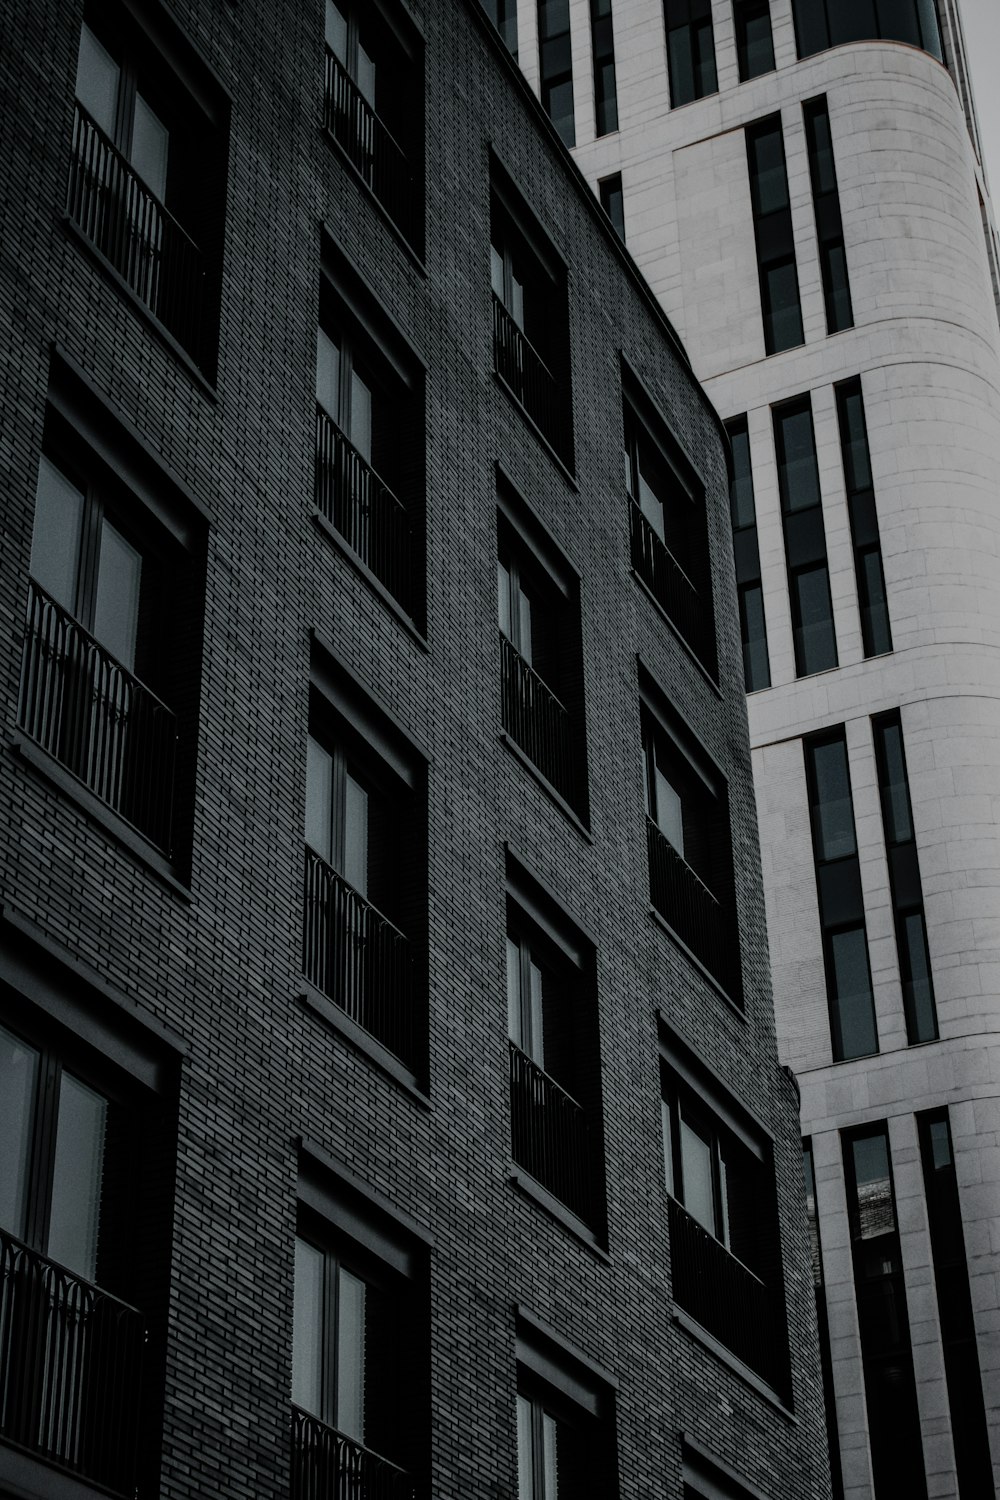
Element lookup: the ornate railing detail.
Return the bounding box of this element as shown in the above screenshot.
[492,295,567,457]
[509,1042,593,1225]
[629,500,714,672]
[291,1407,415,1500]
[646,817,736,997]
[499,635,576,807]
[323,50,416,245]
[315,407,412,612]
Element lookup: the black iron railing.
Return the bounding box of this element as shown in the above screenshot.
[509,1042,592,1225]
[0,1229,144,1496]
[67,102,207,368]
[323,50,416,246]
[629,500,714,672]
[668,1197,779,1386]
[646,817,735,996]
[492,295,568,459]
[291,1407,415,1500]
[303,849,415,1068]
[315,407,412,613]
[499,635,576,807]
[19,579,178,853]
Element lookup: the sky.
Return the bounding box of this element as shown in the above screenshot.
[961,0,1000,196]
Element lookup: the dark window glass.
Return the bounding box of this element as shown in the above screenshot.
[808,736,857,861]
[802,1143,845,1498]
[791,0,942,61]
[836,380,891,657]
[739,585,770,692]
[828,927,879,1058]
[664,0,718,106]
[774,397,838,676]
[726,416,770,691]
[538,0,575,144]
[735,0,775,80]
[590,0,618,134]
[747,119,804,354]
[804,98,853,334]
[599,173,625,241]
[481,0,519,56]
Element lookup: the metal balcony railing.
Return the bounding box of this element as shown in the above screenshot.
[303,849,415,1068]
[509,1042,593,1225]
[629,499,714,672]
[668,1197,779,1387]
[499,635,576,808]
[646,817,736,997]
[323,50,416,246]
[492,295,568,459]
[19,579,178,853]
[315,407,412,613]
[291,1407,416,1500]
[67,102,207,369]
[0,1229,144,1496]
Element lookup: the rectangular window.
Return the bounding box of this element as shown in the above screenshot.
[481,0,519,56]
[516,1315,616,1496]
[802,1142,845,1500]
[598,173,625,241]
[734,0,775,81]
[773,397,837,675]
[805,731,879,1060]
[872,712,936,1043]
[746,117,804,354]
[590,0,618,134]
[804,98,853,334]
[791,0,942,63]
[726,417,770,691]
[538,0,575,145]
[663,0,718,106]
[836,379,891,657]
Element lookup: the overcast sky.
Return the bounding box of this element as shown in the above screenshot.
[961,0,1000,196]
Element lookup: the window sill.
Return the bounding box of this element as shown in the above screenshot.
[648,905,745,1020]
[8,735,192,903]
[492,370,578,491]
[630,568,722,699]
[311,510,428,650]
[298,980,431,1110]
[509,1168,610,1262]
[321,126,427,276]
[499,732,592,842]
[672,1308,796,1421]
[62,217,217,400]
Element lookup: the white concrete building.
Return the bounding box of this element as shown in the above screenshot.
[489,1,1000,1495]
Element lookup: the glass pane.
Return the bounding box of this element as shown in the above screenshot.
[343,770,368,896]
[518,587,533,666]
[717,1150,730,1247]
[901,910,936,1043]
[541,1411,558,1498]
[794,566,838,675]
[876,720,912,844]
[517,1394,534,1500]
[654,765,684,856]
[680,1114,715,1232]
[839,388,872,494]
[764,262,804,353]
[860,550,891,657]
[831,0,877,44]
[506,936,522,1046]
[357,43,376,105]
[292,1237,325,1414]
[498,560,512,639]
[94,519,142,671]
[792,0,829,55]
[131,93,169,200]
[915,0,943,57]
[693,18,717,94]
[807,107,836,195]
[491,243,505,303]
[668,29,695,107]
[510,267,525,330]
[350,369,372,463]
[824,243,853,333]
[316,328,340,420]
[305,736,333,862]
[528,957,544,1067]
[878,0,921,46]
[326,0,348,58]
[75,23,120,137]
[30,457,85,611]
[852,1131,895,1238]
[661,1095,673,1193]
[750,126,789,215]
[741,7,775,79]
[740,584,770,692]
[810,737,856,860]
[48,1072,107,1280]
[0,1024,39,1240]
[728,425,755,530]
[927,1118,951,1172]
[336,1266,366,1441]
[830,927,878,1060]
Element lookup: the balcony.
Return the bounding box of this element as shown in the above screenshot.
[509,1042,593,1225]
[303,849,416,1068]
[315,407,412,614]
[492,295,569,461]
[18,579,178,853]
[646,817,737,999]
[499,635,577,809]
[668,1197,782,1389]
[67,102,208,370]
[629,500,714,674]
[292,1408,415,1500]
[0,1229,144,1496]
[323,49,417,248]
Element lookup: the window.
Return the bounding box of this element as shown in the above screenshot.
[802,1142,845,1500]
[725,417,770,691]
[773,396,837,675]
[538,0,575,145]
[590,0,618,135]
[836,380,890,658]
[746,117,804,355]
[663,0,718,107]
[625,383,716,676]
[323,0,423,251]
[515,1313,617,1497]
[491,166,573,467]
[805,730,878,1061]
[661,1030,790,1394]
[734,0,775,81]
[641,672,740,1001]
[804,99,853,335]
[481,0,519,57]
[598,173,625,241]
[791,0,943,63]
[314,238,424,624]
[843,1127,927,1500]
[872,712,936,1043]
[67,3,228,376]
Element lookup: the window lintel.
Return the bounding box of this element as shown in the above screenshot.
[496,462,579,597]
[320,227,425,383]
[504,843,595,966]
[515,1305,617,1417]
[637,659,725,796]
[658,1015,772,1157]
[309,631,430,788]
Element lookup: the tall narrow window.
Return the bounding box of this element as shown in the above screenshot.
[481,0,519,56]
[538,0,575,145]
[836,380,891,658]
[844,1128,928,1500]
[804,98,853,334]
[590,0,618,134]
[726,417,770,691]
[805,731,878,1060]
[791,0,943,63]
[663,0,718,107]
[598,173,625,241]
[802,1142,845,1500]
[917,1112,994,1497]
[774,398,837,675]
[747,117,804,354]
[734,0,775,81]
[872,712,936,1043]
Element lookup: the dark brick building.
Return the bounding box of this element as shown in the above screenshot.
[0,2,832,1498]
